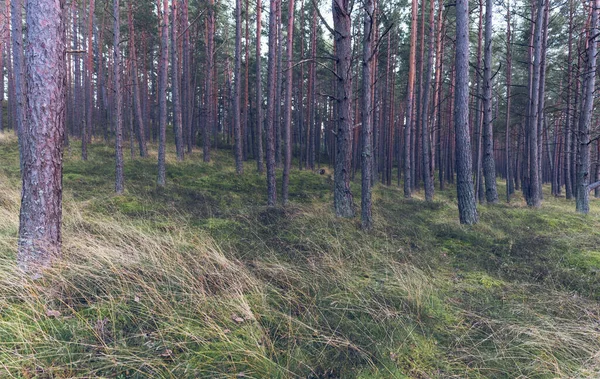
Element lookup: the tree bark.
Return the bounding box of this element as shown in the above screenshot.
[113,0,124,193]
[361,0,374,229]
[265,0,279,205]
[282,0,295,205]
[157,0,168,186]
[482,0,498,203]
[454,0,478,224]
[404,0,418,198]
[332,0,355,218]
[576,0,599,214]
[171,2,184,162]
[255,0,264,173]
[18,0,66,277]
[233,0,243,174]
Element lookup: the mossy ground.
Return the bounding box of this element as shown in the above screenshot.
[1,134,600,378]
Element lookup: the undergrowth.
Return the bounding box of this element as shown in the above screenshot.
[1,135,600,378]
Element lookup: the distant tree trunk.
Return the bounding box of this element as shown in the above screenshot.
[454,0,478,224]
[282,0,295,205]
[482,0,498,203]
[332,0,355,218]
[421,0,435,202]
[181,0,192,154]
[11,0,27,170]
[157,0,168,186]
[404,0,417,198]
[576,0,599,213]
[171,2,184,162]
[505,0,512,202]
[128,1,147,157]
[255,0,264,173]
[233,0,243,174]
[361,0,374,230]
[18,0,66,277]
[564,0,574,199]
[204,0,214,162]
[113,0,124,193]
[265,0,279,205]
[526,0,544,207]
[84,0,95,160]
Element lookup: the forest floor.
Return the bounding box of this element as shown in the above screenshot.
[2,135,600,378]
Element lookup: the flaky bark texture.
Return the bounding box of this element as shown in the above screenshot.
[576,0,599,214]
[361,0,374,230]
[204,0,214,162]
[454,0,478,224]
[332,0,355,218]
[18,0,66,277]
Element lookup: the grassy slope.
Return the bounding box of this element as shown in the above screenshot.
[1,135,600,378]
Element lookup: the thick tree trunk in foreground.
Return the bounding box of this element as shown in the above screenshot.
[576,0,599,214]
[18,0,66,277]
[332,0,355,218]
[454,0,478,224]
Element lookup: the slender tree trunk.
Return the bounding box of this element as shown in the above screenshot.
[233,0,243,173]
[527,0,544,207]
[128,1,147,157]
[18,0,66,277]
[482,0,498,203]
[564,0,574,199]
[182,0,192,154]
[255,0,264,173]
[204,0,214,162]
[171,2,184,162]
[113,0,124,193]
[455,0,478,224]
[404,0,417,198]
[421,0,435,201]
[11,0,27,171]
[282,0,295,205]
[576,0,599,213]
[157,0,168,186]
[265,0,279,205]
[505,0,513,202]
[361,0,375,229]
